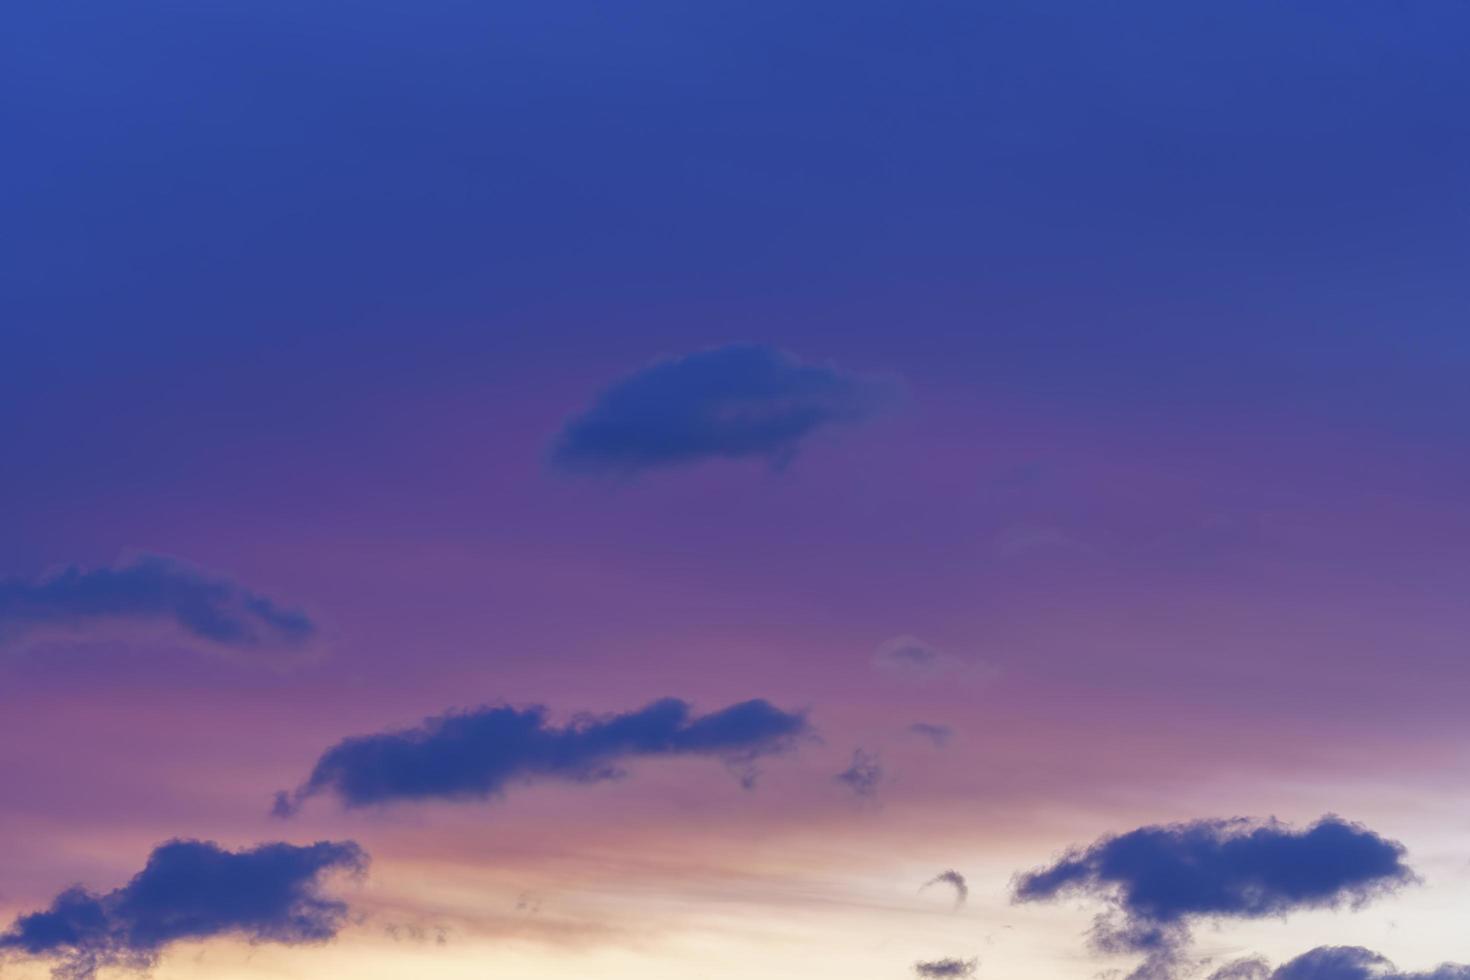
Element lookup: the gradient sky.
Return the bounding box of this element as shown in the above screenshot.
[5,2,1470,979]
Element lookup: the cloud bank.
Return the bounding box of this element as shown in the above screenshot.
[276,697,811,814]
[1014,816,1413,980]
[0,556,314,656]
[0,839,365,980]
[1211,947,1470,980]
[550,344,891,475]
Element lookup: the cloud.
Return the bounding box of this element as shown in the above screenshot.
[1211,947,1470,980]
[0,555,314,657]
[915,957,978,978]
[1014,816,1413,980]
[0,839,365,980]
[549,344,892,475]
[276,697,811,814]
[1208,959,1272,980]
[872,636,994,686]
[1014,815,1412,920]
[908,722,953,747]
[921,870,969,909]
[834,749,883,799]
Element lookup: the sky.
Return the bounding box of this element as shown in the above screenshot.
[4,2,1470,978]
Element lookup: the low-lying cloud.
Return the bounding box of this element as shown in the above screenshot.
[1211,947,1470,980]
[0,839,365,980]
[1014,816,1413,980]
[276,697,811,814]
[550,344,892,475]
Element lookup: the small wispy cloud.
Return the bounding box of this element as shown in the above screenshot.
[921,869,969,909]
[834,749,883,799]
[873,636,995,686]
[907,722,953,748]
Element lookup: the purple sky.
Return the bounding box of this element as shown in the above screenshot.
[6,3,1470,979]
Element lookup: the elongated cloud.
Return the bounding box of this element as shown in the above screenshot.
[550,344,891,474]
[0,839,365,980]
[1211,947,1470,980]
[1015,815,1411,921]
[921,869,969,908]
[276,697,810,814]
[0,556,314,656]
[1014,817,1413,980]
[915,957,978,978]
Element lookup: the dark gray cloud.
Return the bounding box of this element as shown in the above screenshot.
[908,722,953,748]
[1014,816,1413,980]
[1211,947,1470,980]
[276,697,811,814]
[549,344,891,475]
[915,957,978,978]
[0,555,314,656]
[834,749,882,799]
[921,869,969,908]
[0,839,364,980]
